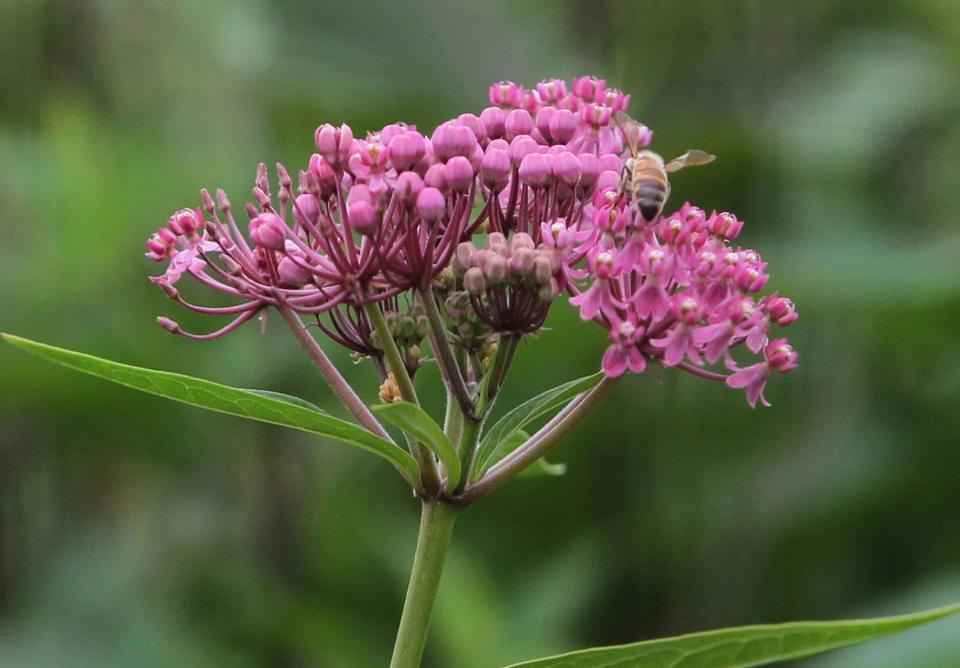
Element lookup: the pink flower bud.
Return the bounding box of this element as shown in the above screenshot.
[416,187,446,221]
[314,123,354,168]
[480,106,506,139]
[481,147,511,191]
[278,256,311,286]
[518,153,552,188]
[463,266,486,295]
[577,153,601,188]
[445,156,474,193]
[535,106,555,143]
[549,109,578,144]
[249,212,286,249]
[294,193,320,225]
[595,169,620,193]
[388,131,426,171]
[157,316,180,333]
[457,113,487,144]
[504,109,534,140]
[598,154,622,173]
[394,171,424,205]
[431,122,478,161]
[424,163,447,191]
[347,184,373,206]
[347,200,379,236]
[308,153,338,199]
[551,151,581,186]
[510,135,541,166]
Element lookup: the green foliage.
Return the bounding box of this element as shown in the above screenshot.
[1,333,420,485]
[472,372,603,479]
[372,401,461,493]
[505,603,960,668]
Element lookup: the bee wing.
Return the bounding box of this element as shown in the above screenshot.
[664,150,716,173]
[614,111,646,156]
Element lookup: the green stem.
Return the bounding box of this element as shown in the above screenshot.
[363,301,440,494]
[390,501,458,668]
[418,287,474,419]
[454,417,483,495]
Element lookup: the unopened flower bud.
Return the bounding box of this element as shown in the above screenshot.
[551,151,581,186]
[314,123,354,168]
[388,131,426,171]
[416,187,446,221]
[416,316,430,338]
[512,247,535,276]
[535,106,555,143]
[510,135,540,166]
[445,156,474,193]
[249,212,286,249]
[578,153,600,188]
[294,193,320,225]
[505,109,534,140]
[424,163,447,191]
[486,255,508,284]
[486,232,507,249]
[464,267,486,295]
[549,109,578,144]
[157,316,180,333]
[347,200,379,236]
[511,232,535,251]
[538,279,558,302]
[481,148,511,191]
[533,255,554,284]
[277,256,311,286]
[379,373,402,403]
[480,106,506,139]
[395,171,424,205]
[518,153,552,188]
[457,113,487,144]
[452,242,476,275]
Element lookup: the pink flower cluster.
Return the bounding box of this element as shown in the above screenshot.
[563,199,798,406]
[146,75,797,406]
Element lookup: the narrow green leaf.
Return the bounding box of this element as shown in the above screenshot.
[243,389,326,413]
[473,372,603,479]
[519,458,566,478]
[486,430,566,479]
[372,401,461,493]
[1,333,419,486]
[504,601,960,668]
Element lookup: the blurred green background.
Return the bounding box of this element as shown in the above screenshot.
[2,1,960,666]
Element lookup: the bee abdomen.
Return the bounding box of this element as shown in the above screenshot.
[634,178,667,221]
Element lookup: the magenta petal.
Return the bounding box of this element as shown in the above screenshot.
[627,347,647,373]
[601,345,628,377]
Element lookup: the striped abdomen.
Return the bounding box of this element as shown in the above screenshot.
[630,164,669,222]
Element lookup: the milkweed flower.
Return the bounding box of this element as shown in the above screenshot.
[146,75,797,405]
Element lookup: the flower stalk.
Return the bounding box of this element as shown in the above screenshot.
[390,501,458,668]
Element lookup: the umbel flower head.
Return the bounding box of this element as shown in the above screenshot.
[147,76,797,406]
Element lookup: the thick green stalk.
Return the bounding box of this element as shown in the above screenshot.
[390,501,458,668]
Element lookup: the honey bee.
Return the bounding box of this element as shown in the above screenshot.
[614,111,715,222]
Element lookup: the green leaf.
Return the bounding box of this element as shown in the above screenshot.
[372,401,460,493]
[487,430,566,479]
[473,372,603,480]
[503,601,960,668]
[1,333,419,486]
[243,389,326,413]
